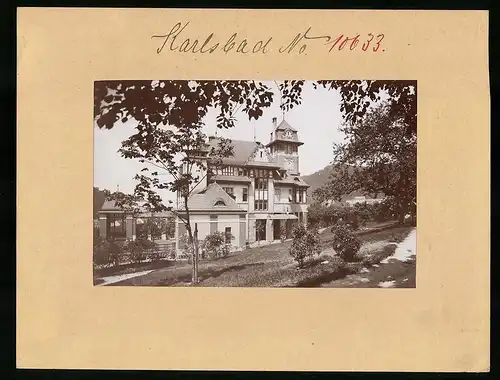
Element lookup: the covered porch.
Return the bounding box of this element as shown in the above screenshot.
[253,212,307,243]
[97,200,175,241]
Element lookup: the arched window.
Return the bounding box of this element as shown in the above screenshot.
[214,199,226,207]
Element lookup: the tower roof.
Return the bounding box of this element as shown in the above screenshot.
[267,118,302,147]
[265,139,303,147]
[274,119,297,132]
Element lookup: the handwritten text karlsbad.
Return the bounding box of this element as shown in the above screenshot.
[152,22,385,55]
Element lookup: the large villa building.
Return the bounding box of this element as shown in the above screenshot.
[176,117,309,250]
[97,117,310,252]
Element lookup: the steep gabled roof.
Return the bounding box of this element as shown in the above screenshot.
[208,138,259,165]
[179,182,244,212]
[245,144,274,164]
[99,200,175,217]
[100,200,122,211]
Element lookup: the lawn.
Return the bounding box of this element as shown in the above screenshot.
[105,224,414,287]
[322,255,416,288]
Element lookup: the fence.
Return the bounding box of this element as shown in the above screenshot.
[94,239,178,267]
[151,241,177,260]
[117,241,177,263]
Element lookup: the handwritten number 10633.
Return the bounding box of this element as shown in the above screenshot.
[326,33,384,52]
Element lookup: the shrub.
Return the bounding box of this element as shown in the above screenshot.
[353,203,372,227]
[331,220,361,262]
[309,197,401,229]
[126,240,146,264]
[93,238,111,268]
[307,202,326,227]
[179,233,194,262]
[93,223,100,243]
[289,224,321,268]
[221,242,231,257]
[107,240,124,267]
[179,233,204,262]
[166,247,176,260]
[344,210,359,230]
[343,261,362,274]
[375,198,398,222]
[203,231,233,259]
[148,249,167,262]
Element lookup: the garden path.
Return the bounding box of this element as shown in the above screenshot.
[97,270,155,286]
[322,227,416,288]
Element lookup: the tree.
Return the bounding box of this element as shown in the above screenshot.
[315,101,416,224]
[278,80,416,225]
[306,202,325,227]
[279,80,416,137]
[307,201,354,228]
[94,80,275,284]
[165,217,176,239]
[289,224,321,268]
[331,219,361,262]
[93,187,106,218]
[143,217,167,241]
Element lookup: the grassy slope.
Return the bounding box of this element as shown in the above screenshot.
[108,225,414,287]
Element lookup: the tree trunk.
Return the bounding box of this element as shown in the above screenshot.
[397,200,408,225]
[183,195,198,285]
[396,173,409,225]
[193,223,199,284]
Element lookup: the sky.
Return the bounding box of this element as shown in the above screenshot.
[94,81,346,202]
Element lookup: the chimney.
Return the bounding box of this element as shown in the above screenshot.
[272,117,277,127]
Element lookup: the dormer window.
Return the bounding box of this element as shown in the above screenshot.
[214,199,226,207]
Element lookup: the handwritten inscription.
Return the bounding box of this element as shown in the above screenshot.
[151,22,386,55]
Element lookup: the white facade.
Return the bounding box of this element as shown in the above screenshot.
[175,117,310,253]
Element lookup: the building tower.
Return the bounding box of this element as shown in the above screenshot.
[266,117,304,175]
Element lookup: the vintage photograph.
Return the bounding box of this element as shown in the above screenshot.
[93,80,416,287]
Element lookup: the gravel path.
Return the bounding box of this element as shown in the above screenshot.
[380,228,416,264]
[97,270,155,286]
[322,227,417,288]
